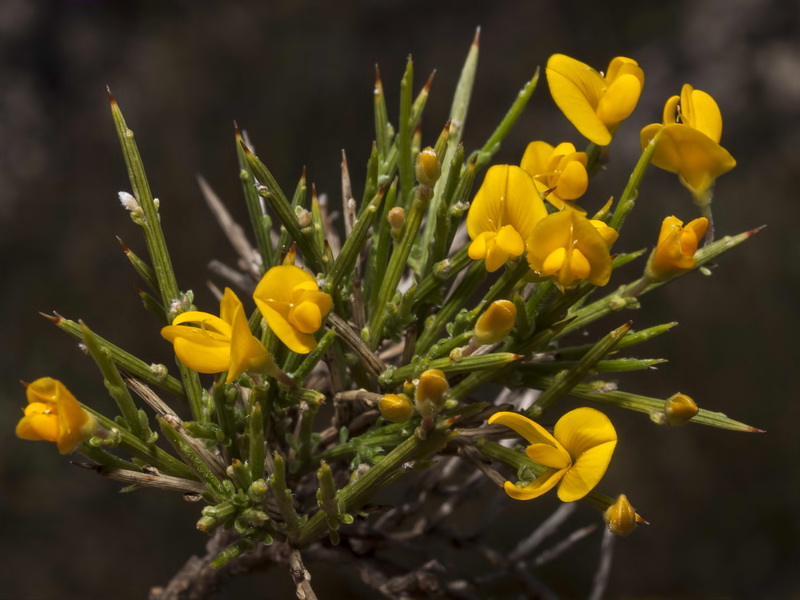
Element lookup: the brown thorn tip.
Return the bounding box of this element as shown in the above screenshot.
[39,311,62,324]
[423,70,436,91]
[107,86,116,104]
[749,426,767,433]
[473,27,481,46]
[20,379,29,388]
[233,120,241,137]
[301,165,307,180]
[747,225,766,236]
[374,64,382,84]
[116,236,130,253]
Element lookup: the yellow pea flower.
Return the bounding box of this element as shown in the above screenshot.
[640,84,736,197]
[526,209,614,289]
[467,165,548,273]
[489,407,617,502]
[253,265,333,354]
[590,218,619,247]
[16,377,97,454]
[547,54,644,146]
[520,141,589,210]
[645,215,708,282]
[161,287,279,383]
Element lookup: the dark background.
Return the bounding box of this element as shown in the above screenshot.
[1,0,798,598]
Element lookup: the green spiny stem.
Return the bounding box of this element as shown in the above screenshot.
[518,357,666,374]
[79,443,143,472]
[325,186,385,293]
[560,227,761,337]
[296,429,454,547]
[397,56,415,207]
[269,452,303,542]
[316,461,341,543]
[158,416,228,497]
[584,142,603,177]
[429,144,465,269]
[365,178,398,311]
[83,405,196,479]
[81,321,150,441]
[243,144,325,275]
[279,167,308,257]
[212,381,239,461]
[525,322,632,417]
[612,248,647,270]
[444,155,478,253]
[374,68,391,165]
[525,281,554,325]
[468,68,540,171]
[415,260,486,354]
[248,402,266,482]
[297,403,320,473]
[117,237,158,293]
[382,71,433,180]
[235,125,274,272]
[427,331,474,360]
[412,245,471,307]
[292,329,337,383]
[109,92,179,307]
[360,143,380,215]
[368,180,432,349]
[137,289,168,324]
[608,127,661,232]
[228,459,253,492]
[311,189,325,252]
[556,322,678,360]
[421,29,479,258]
[379,352,521,388]
[510,375,763,433]
[470,260,530,316]
[535,282,596,332]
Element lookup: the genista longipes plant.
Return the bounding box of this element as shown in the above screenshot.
[17,33,761,598]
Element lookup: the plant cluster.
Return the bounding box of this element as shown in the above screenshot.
[16,35,760,598]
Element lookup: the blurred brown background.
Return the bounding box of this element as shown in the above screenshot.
[1,0,798,598]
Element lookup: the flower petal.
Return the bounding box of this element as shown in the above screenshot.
[502,467,567,500]
[681,84,722,142]
[520,141,555,180]
[227,299,275,383]
[553,407,617,460]
[557,440,617,502]
[546,54,610,146]
[526,443,571,469]
[489,411,562,448]
[258,302,318,354]
[596,73,642,125]
[254,265,317,306]
[171,333,230,373]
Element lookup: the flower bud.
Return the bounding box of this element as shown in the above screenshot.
[388,207,405,238]
[474,300,517,344]
[415,147,441,187]
[414,369,449,418]
[604,494,638,537]
[664,392,699,426]
[379,393,414,423]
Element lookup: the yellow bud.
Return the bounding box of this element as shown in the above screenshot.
[474,300,517,344]
[604,494,638,537]
[379,394,414,423]
[664,392,699,426]
[388,206,405,233]
[414,369,449,417]
[415,147,441,187]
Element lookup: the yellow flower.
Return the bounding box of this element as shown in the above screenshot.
[467,165,548,273]
[590,218,619,247]
[379,393,414,423]
[489,408,617,502]
[253,265,333,354]
[520,141,588,210]
[640,84,736,196]
[645,216,708,281]
[16,377,97,454]
[161,287,278,383]
[526,209,614,289]
[546,54,644,146]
